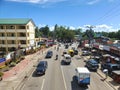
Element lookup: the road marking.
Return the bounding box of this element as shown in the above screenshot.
[61,66,67,90]
[41,78,45,90]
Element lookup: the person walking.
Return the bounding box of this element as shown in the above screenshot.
[103,69,108,80]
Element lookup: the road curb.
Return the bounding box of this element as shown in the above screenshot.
[13,46,55,90]
[97,71,117,90]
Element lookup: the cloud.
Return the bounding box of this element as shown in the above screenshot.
[87,0,100,5]
[69,26,75,30]
[94,24,118,32]
[6,0,67,4]
[49,26,54,31]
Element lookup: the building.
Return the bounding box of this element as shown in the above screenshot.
[0,18,36,53]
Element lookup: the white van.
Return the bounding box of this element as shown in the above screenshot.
[75,67,90,86]
[63,54,71,65]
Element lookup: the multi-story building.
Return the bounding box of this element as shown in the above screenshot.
[0,18,36,53]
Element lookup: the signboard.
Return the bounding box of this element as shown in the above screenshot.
[0,58,6,63]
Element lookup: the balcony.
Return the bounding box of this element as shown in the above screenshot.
[6,37,16,40]
[17,29,26,32]
[17,37,26,40]
[6,29,16,32]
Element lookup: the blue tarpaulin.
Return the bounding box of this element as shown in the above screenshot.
[0,58,6,63]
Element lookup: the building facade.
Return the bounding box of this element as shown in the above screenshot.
[0,18,35,53]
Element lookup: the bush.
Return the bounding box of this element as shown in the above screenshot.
[10,62,16,67]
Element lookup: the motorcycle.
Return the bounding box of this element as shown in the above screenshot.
[55,55,58,60]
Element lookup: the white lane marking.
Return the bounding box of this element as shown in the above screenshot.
[41,78,45,90]
[61,66,67,90]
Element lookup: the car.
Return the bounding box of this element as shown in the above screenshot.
[85,59,99,71]
[36,61,48,75]
[74,50,78,55]
[65,44,69,49]
[62,51,67,56]
[101,63,120,74]
[82,51,91,56]
[45,50,53,58]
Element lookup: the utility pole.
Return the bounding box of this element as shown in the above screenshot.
[86,25,95,58]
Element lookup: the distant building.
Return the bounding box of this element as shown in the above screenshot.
[0,18,36,53]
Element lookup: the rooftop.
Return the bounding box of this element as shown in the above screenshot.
[0,18,32,25]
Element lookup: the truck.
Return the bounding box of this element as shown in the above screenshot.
[75,67,90,86]
[63,54,71,65]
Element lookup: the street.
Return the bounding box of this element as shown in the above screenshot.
[19,44,114,90]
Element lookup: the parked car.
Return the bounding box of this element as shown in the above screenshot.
[85,59,99,71]
[45,50,53,58]
[82,51,91,56]
[101,63,120,74]
[35,61,48,75]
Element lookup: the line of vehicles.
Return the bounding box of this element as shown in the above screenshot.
[35,43,91,87]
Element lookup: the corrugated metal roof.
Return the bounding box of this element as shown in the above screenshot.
[0,18,31,25]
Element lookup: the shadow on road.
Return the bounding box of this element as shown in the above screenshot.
[32,71,44,77]
[61,60,65,65]
[60,60,70,66]
[71,76,88,90]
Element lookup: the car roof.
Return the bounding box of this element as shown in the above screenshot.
[76,67,90,73]
[89,59,98,63]
[108,63,119,66]
[48,50,52,52]
[64,54,71,57]
[39,61,47,64]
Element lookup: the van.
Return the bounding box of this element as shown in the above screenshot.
[63,54,71,65]
[75,67,90,86]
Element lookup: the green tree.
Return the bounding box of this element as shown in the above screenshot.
[39,25,50,38]
[35,27,42,38]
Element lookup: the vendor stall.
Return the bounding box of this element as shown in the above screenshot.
[112,71,120,83]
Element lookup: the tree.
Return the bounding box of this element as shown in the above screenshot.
[35,27,42,38]
[39,25,50,38]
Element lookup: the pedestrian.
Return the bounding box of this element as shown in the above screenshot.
[103,69,108,80]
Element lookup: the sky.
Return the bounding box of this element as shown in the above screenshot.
[0,0,120,32]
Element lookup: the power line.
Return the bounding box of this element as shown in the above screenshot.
[95,0,120,25]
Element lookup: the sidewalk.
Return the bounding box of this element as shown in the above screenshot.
[97,69,120,90]
[80,54,120,90]
[0,47,52,90]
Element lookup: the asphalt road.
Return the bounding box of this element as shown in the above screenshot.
[20,43,114,90]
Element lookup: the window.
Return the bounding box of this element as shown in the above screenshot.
[12,40,15,44]
[19,33,26,37]
[27,26,29,29]
[0,26,4,29]
[6,25,15,29]
[11,33,15,37]
[17,25,26,29]
[2,33,4,37]
[2,40,5,44]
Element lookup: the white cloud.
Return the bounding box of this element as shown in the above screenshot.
[38,24,46,28]
[87,0,100,5]
[6,0,67,4]
[49,26,54,31]
[69,26,75,30]
[94,24,118,32]
[38,24,118,32]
